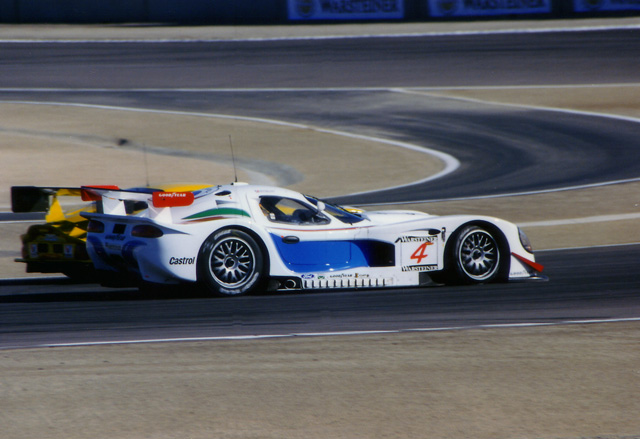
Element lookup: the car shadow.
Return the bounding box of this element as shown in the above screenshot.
[0,277,308,303]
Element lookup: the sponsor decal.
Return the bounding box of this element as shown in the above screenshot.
[428,0,551,16]
[399,235,438,267]
[395,235,437,243]
[302,274,315,279]
[289,0,404,20]
[329,273,355,279]
[153,191,195,208]
[402,264,438,272]
[169,257,195,265]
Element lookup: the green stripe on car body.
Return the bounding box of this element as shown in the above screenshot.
[183,208,251,221]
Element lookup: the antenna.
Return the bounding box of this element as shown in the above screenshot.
[142,143,150,187]
[228,135,238,183]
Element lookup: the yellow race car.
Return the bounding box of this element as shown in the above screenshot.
[11,183,211,279]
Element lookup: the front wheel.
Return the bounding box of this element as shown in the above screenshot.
[444,225,504,284]
[197,229,265,296]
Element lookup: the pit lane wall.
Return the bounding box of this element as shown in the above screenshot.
[0,0,638,23]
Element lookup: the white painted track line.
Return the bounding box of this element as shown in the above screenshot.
[21,317,640,349]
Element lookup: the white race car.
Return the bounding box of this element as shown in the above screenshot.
[83,182,545,296]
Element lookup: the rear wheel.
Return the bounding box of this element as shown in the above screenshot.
[197,229,265,296]
[440,225,503,284]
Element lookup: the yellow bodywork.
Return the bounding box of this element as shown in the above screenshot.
[18,183,212,276]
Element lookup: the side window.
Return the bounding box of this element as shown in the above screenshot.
[259,196,330,225]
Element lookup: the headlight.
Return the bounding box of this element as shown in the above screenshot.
[518,228,533,253]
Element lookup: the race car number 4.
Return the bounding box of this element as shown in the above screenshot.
[399,236,438,266]
[410,242,433,264]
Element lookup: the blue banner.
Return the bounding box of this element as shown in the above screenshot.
[288,0,404,20]
[428,0,551,16]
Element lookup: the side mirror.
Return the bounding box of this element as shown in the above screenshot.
[316,201,326,212]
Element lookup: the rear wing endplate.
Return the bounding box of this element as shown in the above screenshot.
[11,186,78,213]
[11,185,120,213]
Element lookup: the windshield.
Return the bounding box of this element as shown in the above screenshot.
[305,196,365,224]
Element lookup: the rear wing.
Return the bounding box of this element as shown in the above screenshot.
[81,186,196,222]
[11,186,121,213]
[11,186,76,213]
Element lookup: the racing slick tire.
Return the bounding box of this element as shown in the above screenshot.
[436,225,506,285]
[197,229,265,296]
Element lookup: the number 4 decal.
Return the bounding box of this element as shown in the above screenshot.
[410,242,433,264]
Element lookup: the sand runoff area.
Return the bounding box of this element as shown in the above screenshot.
[1,20,639,439]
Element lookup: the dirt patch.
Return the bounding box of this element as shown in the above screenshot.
[0,102,440,205]
[1,322,639,439]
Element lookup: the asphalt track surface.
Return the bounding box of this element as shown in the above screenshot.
[1,27,639,348]
[2,245,640,349]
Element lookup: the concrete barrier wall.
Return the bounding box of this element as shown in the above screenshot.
[0,0,637,23]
